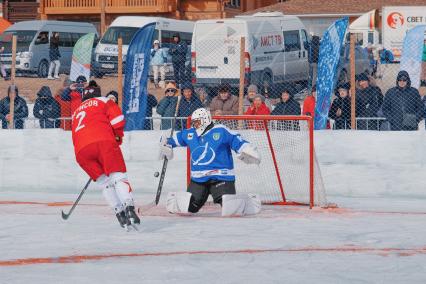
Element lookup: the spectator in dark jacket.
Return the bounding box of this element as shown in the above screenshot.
[48,32,61,80]
[144,93,158,130]
[33,86,61,128]
[382,70,424,131]
[272,88,301,130]
[169,34,188,87]
[271,88,301,116]
[329,83,351,130]
[0,85,28,129]
[177,82,203,129]
[355,73,380,130]
[156,82,179,130]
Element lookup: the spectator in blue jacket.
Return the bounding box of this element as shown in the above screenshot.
[157,82,179,130]
[176,82,203,129]
[169,34,188,87]
[0,85,28,129]
[151,40,168,88]
[382,70,424,131]
[33,86,61,128]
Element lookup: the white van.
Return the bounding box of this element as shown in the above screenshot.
[0,20,98,77]
[191,12,310,94]
[94,16,194,77]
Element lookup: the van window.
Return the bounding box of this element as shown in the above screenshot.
[58,32,73,47]
[1,30,37,51]
[35,31,49,45]
[283,30,300,52]
[71,33,84,46]
[100,26,139,45]
[161,30,192,48]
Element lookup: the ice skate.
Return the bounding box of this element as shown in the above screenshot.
[125,205,140,230]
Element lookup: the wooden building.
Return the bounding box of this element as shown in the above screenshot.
[37,0,278,34]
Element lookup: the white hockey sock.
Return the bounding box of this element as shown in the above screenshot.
[110,172,134,207]
[97,174,123,213]
[166,192,192,214]
[222,193,261,217]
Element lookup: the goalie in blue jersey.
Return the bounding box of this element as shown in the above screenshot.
[159,108,262,216]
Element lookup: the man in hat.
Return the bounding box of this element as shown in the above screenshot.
[157,82,179,130]
[355,73,381,130]
[382,70,424,131]
[329,83,352,129]
[177,82,203,129]
[169,34,188,87]
[209,83,239,115]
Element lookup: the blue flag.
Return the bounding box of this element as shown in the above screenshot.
[123,23,155,131]
[314,18,348,130]
[400,25,426,90]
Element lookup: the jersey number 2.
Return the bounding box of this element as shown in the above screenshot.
[75,111,86,132]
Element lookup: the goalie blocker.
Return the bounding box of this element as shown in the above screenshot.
[160,107,262,216]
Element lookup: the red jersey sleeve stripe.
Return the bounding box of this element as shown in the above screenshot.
[110,115,124,126]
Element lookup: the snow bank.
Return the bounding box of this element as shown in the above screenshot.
[0,129,425,200]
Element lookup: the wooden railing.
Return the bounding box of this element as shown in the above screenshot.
[42,0,175,14]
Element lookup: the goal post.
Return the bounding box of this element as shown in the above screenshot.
[186,115,328,208]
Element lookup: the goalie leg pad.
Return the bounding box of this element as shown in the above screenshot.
[222,193,261,217]
[166,192,192,214]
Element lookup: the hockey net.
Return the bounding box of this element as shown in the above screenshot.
[186,115,328,208]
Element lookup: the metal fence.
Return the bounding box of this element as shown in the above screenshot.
[0,28,426,132]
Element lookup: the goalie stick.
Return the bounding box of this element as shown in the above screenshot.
[61,178,92,220]
[155,94,182,205]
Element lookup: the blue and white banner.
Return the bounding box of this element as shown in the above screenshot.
[400,25,426,90]
[314,18,349,130]
[123,23,155,131]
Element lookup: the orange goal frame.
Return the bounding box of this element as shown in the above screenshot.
[186,115,315,208]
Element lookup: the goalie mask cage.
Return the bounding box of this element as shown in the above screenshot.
[186,115,328,208]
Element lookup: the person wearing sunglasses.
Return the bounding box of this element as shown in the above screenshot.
[156,82,179,130]
[382,70,424,131]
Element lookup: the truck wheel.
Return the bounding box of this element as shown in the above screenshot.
[37,60,49,78]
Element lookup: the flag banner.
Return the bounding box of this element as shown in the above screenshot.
[314,18,349,130]
[400,25,426,89]
[123,23,155,131]
[70,33,95,82]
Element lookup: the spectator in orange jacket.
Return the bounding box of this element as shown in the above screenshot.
[54,77,72,130]
[303,85,316,118]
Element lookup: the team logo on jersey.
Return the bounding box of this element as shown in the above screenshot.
[213,132,220,141]
[191,142,216,166]
[187,133,194,140]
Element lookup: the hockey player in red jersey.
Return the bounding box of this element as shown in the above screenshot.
[71,86,140,229]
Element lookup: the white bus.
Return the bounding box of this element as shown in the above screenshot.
[93,16,194,77]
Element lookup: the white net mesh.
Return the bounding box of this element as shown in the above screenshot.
[213,116,327,207]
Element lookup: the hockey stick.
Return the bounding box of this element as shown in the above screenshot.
[155,94,182,205]
[61,178,92,220]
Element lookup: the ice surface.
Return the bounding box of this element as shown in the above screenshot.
[0,130,426,283]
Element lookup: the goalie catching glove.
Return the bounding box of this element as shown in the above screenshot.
[158,134,173,160]
[237,143,261,165]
